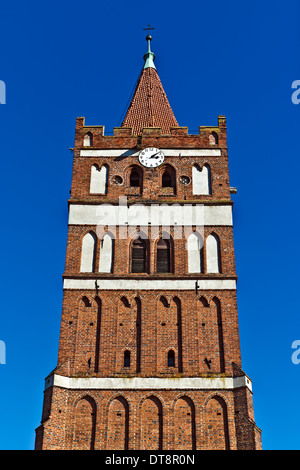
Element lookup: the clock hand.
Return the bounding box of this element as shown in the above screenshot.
[149,152,161,159]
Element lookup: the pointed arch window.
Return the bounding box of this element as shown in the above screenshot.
[162,170,172,187]
[168,350,175,367]
[83,132,93,147]
[99,233,114,273]
[192,164,211,195]
[157,238,171,273]
[129,166,143,188]
[80,232,96,273]
[206,233,221,273]
[130,170,140,187]
[187,232,203,273]
[209,132,218,145]
[131,237,146,273]
[90,164,108,194]
[161,165,176,190]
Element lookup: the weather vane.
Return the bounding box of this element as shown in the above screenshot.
[143,24,155,32]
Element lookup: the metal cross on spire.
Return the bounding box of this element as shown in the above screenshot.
[142,25,156,70]
[143,24,155,32]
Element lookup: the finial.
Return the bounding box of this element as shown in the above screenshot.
[143,27,156,70]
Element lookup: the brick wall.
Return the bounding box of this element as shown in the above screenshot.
[35,116,262,450]
[56,289,241,377]
[36,387,260,450]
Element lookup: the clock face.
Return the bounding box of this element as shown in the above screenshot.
[138,147,165,168]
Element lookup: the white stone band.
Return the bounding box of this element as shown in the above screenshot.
[63,278,236,291]
[80,149,222,158]
[68,204,232,227]
[45,374,252,392]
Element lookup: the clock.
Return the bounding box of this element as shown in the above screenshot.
[138,147,165,168]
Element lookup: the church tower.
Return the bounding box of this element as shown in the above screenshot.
[35,35,262,450]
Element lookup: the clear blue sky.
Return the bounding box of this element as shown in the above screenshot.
[0,0,299,450]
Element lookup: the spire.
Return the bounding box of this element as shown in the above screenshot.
[143,35,156,70]
[121,35,179,135]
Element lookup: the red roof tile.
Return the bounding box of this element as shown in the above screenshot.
[121,67,179,135]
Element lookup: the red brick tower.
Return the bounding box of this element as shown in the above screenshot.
[35,35,262,450]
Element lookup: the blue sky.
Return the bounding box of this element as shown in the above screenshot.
[0,0,299,450]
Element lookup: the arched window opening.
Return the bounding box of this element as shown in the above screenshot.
[209,132,218,145]
[131,237,147,273]
[174,397,196,450]
[106,397,129,450]
[99,233,114,273]
[187,232,203,273]
[141,397,163,450]
[161,165,176,191]
[192,164,211,195]
[83,132,93,147]
[90,164,108,194]
[124,350,131,368]
[206,233,221,273]
[80,231,96,273]
[130,168,141,187]
[157,238,171,273]
[168,350,175,367]
[73,396,96,450]
[162,170,172,187]
[206,396,230,450]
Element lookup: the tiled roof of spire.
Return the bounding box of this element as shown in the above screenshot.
[121,36,179,135]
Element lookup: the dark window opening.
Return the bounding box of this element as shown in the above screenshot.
[132,237,146,273]
[162,170,173,187]
[157,238,171,273]
[130,170,140,187]
[168,350,175,367]
[124,350,131,368]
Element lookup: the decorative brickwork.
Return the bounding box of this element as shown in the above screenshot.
[35,38,262,451]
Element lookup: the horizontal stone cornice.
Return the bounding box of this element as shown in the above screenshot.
[45,374,252,392]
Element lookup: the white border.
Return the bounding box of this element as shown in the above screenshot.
[63,278,236,290]
[80,149,222,158]
[45,374,252,392]
[68,204,233,226]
